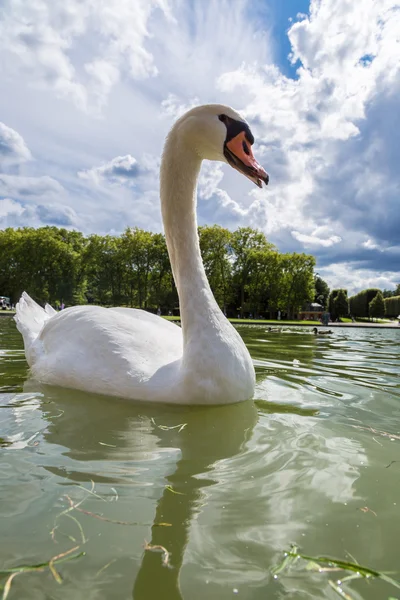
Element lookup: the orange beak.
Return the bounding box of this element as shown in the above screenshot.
[224,131,269,188]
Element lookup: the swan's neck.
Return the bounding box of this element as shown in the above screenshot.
[160,132,222,344]
[159,123,255,403]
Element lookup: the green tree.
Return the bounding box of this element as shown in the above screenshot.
[120,228,158,308]
[349,288,380,319]
[198,225,233,312]
[0,226,85,305]
[245,249,283,317]
[335,289,349,318]
[0,228,23,302]
[382,289,394,298]
[369,291,385,320]
[231,227,274,317]
[384,295,400,318]
[0,224,338,320]
[84,234,124,305]
[280,253,316,318]
[314,276,330,307]
[148,233,176,312]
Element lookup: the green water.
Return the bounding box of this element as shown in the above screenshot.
[1,317,400,600]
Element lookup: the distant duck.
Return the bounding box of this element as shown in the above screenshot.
[312,327,332,335]
[267,327,280,332]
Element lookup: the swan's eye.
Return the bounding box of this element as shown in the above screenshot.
[242,141,250,155]
[219,114,227,124]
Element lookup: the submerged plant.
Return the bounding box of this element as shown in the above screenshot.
[0,547,85,600]
[272,544,400,599]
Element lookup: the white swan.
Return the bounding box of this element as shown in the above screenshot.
[15,104,269,404]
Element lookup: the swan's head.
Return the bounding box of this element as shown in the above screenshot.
[176,104,269,188]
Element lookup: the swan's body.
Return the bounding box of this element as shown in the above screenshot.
[15,104,268,405]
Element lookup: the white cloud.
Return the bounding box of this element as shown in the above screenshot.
[0,0,173,113]
[0,174,64,200]
[0,198,24,219]
[160,94,201,121]
[0,122,32,163]
[197,162,266,227]
[0,0,399,291]
[0,198,77,228]
[362,239,383,251]
[198,162,225,201]
[319,262,398,296]
[78,154,156,186]
[217,0,400,278]
[291,230,342,247]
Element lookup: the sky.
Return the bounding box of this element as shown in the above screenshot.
[0,0,399,295]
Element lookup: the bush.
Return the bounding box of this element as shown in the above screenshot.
[349,288,380,318]
[369,291,385,320]
[328,289,348,320]
[384,295,400,318]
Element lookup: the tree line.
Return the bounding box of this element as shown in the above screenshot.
[0,225,320,318]
[2,226,397,320]
[327,287,400,320]
[349,288,400,319]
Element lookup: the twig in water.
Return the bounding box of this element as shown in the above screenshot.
[50,525,58,543]
[48,546,80,584]
[76,484,107,502]
[151,418,187,432]
[165,485,185,495]
[64,513,86,544]
[2,572,19,600]
[50,507,86,545]
[351,425,400,441]
[271,544,300,576]
[372,436,383,446]
[328,579,355,599]
[48,410,64,419]
[143,540,170,568]
[95,558,117,578]
[0,548,84,576]
[65,495,144,526]
[386,460,399,469]
[271,544,400,595]
[0,547,84,598]
[50,480,100,543]
[358,506,377,516]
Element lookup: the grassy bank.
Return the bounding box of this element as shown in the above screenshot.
[163,316,327,326]
[1,310,395,327]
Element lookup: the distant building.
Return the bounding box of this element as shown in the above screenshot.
[296,302,324,321]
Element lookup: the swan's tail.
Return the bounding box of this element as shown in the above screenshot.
[14,292,55,364]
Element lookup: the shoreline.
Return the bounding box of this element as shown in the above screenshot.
[1,311,398,329]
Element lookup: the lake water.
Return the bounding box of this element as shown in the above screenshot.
[1,316,400,600]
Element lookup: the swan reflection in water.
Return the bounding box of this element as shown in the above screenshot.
[31,382,258,599]
[17,371,371,600]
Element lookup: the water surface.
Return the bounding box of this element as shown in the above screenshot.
[1,317,400,599]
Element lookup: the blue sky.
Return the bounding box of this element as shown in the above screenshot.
[0,0,399,295]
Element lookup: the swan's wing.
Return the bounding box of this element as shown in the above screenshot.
[109,307,181,333]
[14,292,53,363]
[28,305,183,400]
[44,303,57,317]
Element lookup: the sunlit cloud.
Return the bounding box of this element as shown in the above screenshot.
[0,0,399,293]
[0,123,32,164]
